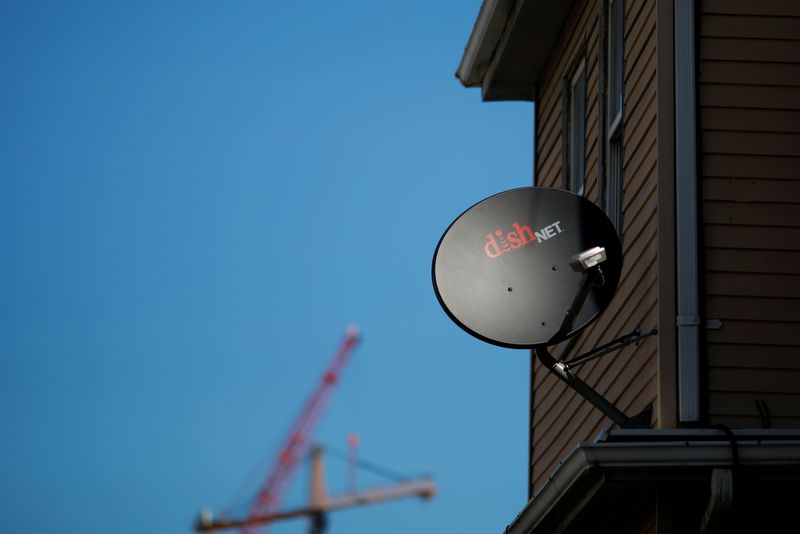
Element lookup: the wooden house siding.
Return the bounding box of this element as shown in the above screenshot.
[530,0,659,495]
[699,0,800,429]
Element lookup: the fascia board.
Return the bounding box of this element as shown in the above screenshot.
[455,0,514,87]
[506,438,800,534]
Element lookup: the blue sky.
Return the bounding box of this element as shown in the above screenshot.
[0,2,534,533]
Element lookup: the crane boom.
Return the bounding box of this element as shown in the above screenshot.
[196,447,436,532]
[243,326,360,533]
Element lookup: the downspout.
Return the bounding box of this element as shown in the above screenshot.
[674,0,700,423]
[700,468,734,533]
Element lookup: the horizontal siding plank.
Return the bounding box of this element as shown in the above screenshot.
[709,367,800,393]
[538,90,563,143]
[623,156,657,219]
[701,14,800,40]
[702,130,800,156]
[624,0,656,72]
[703,200,800,226]
[564,309,657,426]
[625,0,652,41]
[704,225,800,251]
[710,392,800,417]
[538,78,562,125]
[617,374,658,430]
[621,209,657,287]
[706,319,800,345]
[705,296,800,320]
[705,249,800,275]
[536,102,563,176]
[699,61,800,87]
[708,343,800,369]
[700,37,800,63]
[703,178,800,202]
[624,74,657,148]
[710,414,800,428]
[585,181,600,206]
[623,47,656,126]
[706,271,800,298]
[538,139,563,187]
[701,106,800,133]
[623,110,657,181]
[702,0,800,17]
[586,120,599,164]
[703,155,800,180]
[699,84,800,110]
[534,391,603,485]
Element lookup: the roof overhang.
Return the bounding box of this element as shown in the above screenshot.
[506,429,800,534]
[456,0,576,102]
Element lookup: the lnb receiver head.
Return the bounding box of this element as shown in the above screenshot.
[570,246,607,273]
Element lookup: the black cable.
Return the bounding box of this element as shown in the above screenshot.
[714,424,739,469]
[755,400,771,429]
[319,444,418,483]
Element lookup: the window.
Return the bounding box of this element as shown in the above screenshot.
[567,60,586,195]
[607,0,624,232]
[608,0,624,130]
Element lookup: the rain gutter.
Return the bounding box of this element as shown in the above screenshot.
[455,0,514,88]
[504,429,800,534]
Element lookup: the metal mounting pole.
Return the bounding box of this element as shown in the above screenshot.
[553,269,596,340]
[535,247,651,429]
[534,346,629,427]
[554,247,608,340]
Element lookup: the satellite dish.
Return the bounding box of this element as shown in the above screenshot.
[432,187,622,348]
[432,186,658,428]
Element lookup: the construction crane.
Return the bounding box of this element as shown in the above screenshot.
[196,446,436,533]
[194,326,436,533]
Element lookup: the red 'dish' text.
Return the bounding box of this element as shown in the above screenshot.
[484,221,564,259]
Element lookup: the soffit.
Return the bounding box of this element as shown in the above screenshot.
[456,0,576,102]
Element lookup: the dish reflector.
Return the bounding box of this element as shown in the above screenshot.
[432,187,622,348]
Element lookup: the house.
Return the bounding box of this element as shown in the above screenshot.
[455,0,800,532]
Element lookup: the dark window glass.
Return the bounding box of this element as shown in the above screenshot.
[607,0,624,233]
[569,61,586,195]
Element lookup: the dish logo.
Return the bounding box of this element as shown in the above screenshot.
[484,221,564,259]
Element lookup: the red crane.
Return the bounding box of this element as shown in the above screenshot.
[248,326,359,531]
[195,325,437,533]
[245,325,359,533]
[203,326,360,534]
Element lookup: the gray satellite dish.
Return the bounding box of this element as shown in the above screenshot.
[433,187,655,428]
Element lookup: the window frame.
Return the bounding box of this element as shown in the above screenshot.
[563,53,587,196]
[606,0,625,233]
[608,0,624,133]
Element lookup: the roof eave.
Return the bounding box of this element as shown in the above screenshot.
[506,429,800,534]
[456,0,576,102]
[455,0,514,89]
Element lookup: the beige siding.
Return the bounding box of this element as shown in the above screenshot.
[699,1,800,429]
[531,0,659,495]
